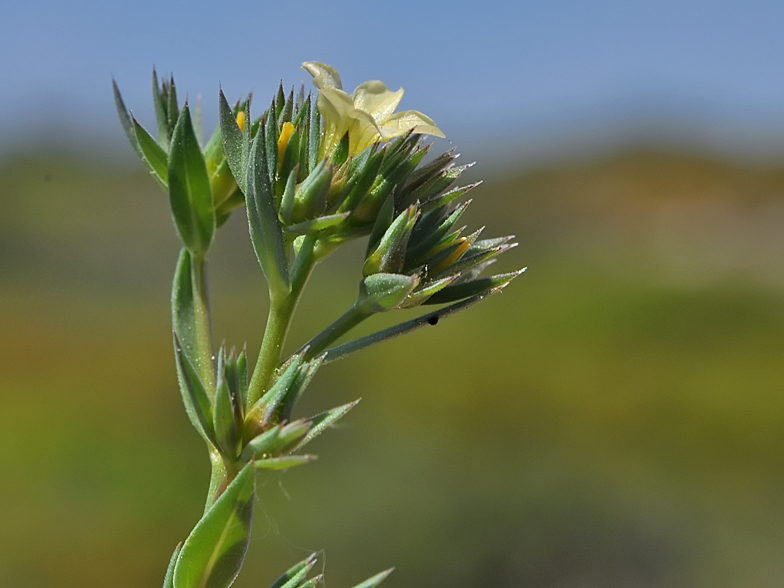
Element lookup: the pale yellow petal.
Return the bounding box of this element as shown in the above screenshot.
[301,61,343,90]
[346,109,383,154]
[377,110,445,141]
[352,81,404,122]
[317,87,354,158]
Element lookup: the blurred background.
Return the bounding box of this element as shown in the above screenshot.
[2,1,784,587]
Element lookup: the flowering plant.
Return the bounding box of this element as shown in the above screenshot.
[113,61,522,588]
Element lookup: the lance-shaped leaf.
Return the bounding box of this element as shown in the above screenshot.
[363,204,418,276]
[174,333,216,446]
[350,569,395,588]
[173,462,255,588]
[293,400,360,451]
[266,420,311,455]
[213,374,238,459]
[324,289,504,363]
[267,554,318,588]
[423,269,525,305]
[112,79,143,158]
[245,352,304,428]
[133,116,169,186]
[168,103,215,256]
[283,212,350,237]
[162,543,182,588]
[241,425,281,461]
[246,118,291,297]
[420,182,481,214]
[279,354,325,421]
[218,88,248,192]
[255,454,316,470]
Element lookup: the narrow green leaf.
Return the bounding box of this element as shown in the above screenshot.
[264,107,278,188]
[350,568,394,588]
[241,425,280,461]
[213,375,238,459]
[293,400,360,451]
[423,269,524,305]
[297,577,322,588]
[162,542,182,588]
[237,348,249,408]
[166,76,179,139]
[112,79,142,158]
[246,120,291,296]
[218,88,246,192]
[255,455,316,470]
[279,166,298,225]
[168,103,215,256]
[279,354,324,421]
[324,289,503,363]
[420,181,481,214]
[267,555,318,588]
[365,193,394,257]
[270,420,311,454]
[173,462,255,588]
[133,117,169,186]
[174,333,216,446]
[282,212,349,237]
[245,353,303,427]
[152,69,169,148]
[308,99,320,172]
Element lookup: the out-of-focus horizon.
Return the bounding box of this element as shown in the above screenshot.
[2,0,784,165]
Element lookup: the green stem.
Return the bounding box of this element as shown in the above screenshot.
[300,303,373,360]
[246,234,319,406]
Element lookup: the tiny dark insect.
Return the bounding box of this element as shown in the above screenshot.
[427,316,439,326]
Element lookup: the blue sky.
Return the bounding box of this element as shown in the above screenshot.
[2,0,783,162]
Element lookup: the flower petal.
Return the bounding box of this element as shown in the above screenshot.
[317,87,354,157]
[302,61,343,90]
[352,81,404,122]
[377,110,445,141]
[347,109,383,154]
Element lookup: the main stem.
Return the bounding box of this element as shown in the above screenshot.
[247,234,319,406]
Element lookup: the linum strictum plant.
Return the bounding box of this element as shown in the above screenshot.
[113,60,524,588]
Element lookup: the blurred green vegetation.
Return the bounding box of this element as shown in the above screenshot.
[1,149,783,588]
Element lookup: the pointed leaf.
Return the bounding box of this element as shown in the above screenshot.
[162,543,182,588]
[255,455,316,470]
[293,400,360,451]
[423,269,525,305]
[168,104,215,256]
[174,333,216,446]
[350,569,394,588]
[173,462,255,588]
[133,117,169,186]
[241,425,281,461]
[267,555,318,588]
[213,375,238,458]
[282,212,349,237]
[112,79,143,158]
[219,89,246,192]
[152,69,169,147]
[246,120,291,296]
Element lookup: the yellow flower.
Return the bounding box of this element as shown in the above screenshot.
[302,61,445,158]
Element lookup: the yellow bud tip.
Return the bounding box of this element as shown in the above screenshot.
[236,111,246,132]
[278,122,295,162]
[432,238,471,274]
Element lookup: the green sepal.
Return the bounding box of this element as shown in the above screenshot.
[431,240,516,281]
[245,352,304,429]
[406,200,471,265]
[218,88,247,193]
[402,163,472,210]
[173,462,255,588]
[350,569,394,588]
[365,193,394,258]
[332,132,349,166]
[267,554,318,588]
[240,425,281,461]
[166,76,180,142]
[174,332,216,446]
[308,98,320,173]
[279,354,325,422]
[162,542,182,588]
[292,159,332,223]
[237,348,249,408]
[270,420,312,454]
[399,275,457,308]
[112,79,143,159]
[293,400,360,451]
[420,182,481,214]
[132,116,169,187]
[264,106,278,188]
[152,69,170,148]
[213,374,239,459]
[168,103,215,256]
[336,145,385,215]
[358,273,420,313]
[246,116,291,297]
[297,577,322,588]
[402,148,455,195]
[255,455,316,470]
[363,204,418,276]
[279,87,294,126]
[283,212,350,237]
[279,128,300,191]
[279,166,298,224]
[423,269,524,305]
